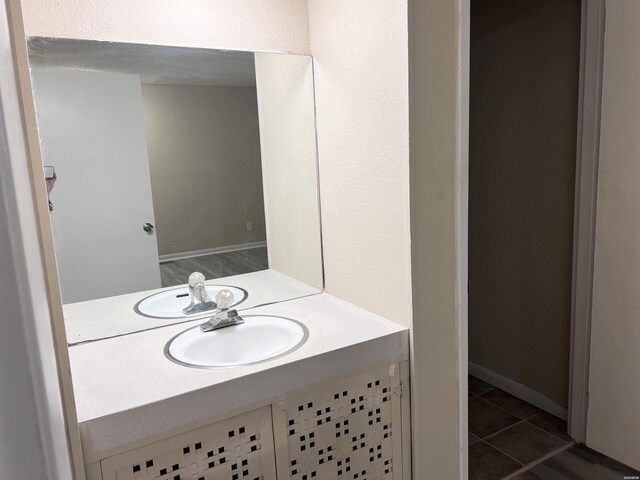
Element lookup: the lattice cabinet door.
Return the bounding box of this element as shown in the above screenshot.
[272,364,405,480]
[101,406,277,480]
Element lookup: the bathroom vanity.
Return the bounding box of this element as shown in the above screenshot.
[23,35,412,480]
[69,294,410,480]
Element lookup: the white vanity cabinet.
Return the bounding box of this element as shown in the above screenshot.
[272,364,405,480]
[100,406,277,480]
[97,364,408,480]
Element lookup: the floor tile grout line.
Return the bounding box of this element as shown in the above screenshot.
[478,418,529,442]
[468,376,495,396]
[470,396,541,439]
[476,439,525,471]
[477,419,574,479]
[479,414,571,449]
[476,391,545,422]
[469,377,579,480]
[469,382,573,440]
[468,386,493,398]
[502,441,575,480]
[469,378,538,415]
[522,417,573,443]
[470,381,571,434]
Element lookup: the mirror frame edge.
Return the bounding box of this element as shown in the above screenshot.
[5,0,86,478]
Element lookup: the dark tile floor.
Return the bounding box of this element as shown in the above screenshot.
[468,376,572,480]
[468,375,640,480]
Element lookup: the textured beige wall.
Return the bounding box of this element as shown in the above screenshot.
[587,0,640,470]
[21,0,415,322]
[141,85,266,256]
[254,53,323,289]
[307,0,412,325]
[468,0,581,408]
[21,0,309,54]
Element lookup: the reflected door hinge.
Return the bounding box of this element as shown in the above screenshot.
[394,381,406,399]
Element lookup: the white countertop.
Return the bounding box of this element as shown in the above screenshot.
[69,293,409,463]
[64,269,320,344]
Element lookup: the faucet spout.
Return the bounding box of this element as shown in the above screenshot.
[199,289,244,332]
[183,272,217,315]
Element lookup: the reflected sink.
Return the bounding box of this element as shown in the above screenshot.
[135,285,247,319]
[165,315,308,368]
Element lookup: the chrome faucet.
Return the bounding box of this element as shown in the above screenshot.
[183,272,217,315]
[200,290,244,332]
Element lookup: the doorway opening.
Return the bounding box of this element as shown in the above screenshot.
[468,0,583,477]
[466,0,640,477]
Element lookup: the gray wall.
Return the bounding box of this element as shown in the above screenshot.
[469,0,581,407]
[141,84,266,256]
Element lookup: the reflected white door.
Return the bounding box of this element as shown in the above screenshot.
[31,68,161,304]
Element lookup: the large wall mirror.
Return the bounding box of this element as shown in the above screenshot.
[27,38,323,344]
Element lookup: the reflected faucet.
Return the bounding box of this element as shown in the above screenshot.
[200,290,245,332]
[183,272,217,315]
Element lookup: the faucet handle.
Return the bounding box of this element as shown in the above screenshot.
[182,272,216,315]
[215,290,234,309]
[188,272,206,288]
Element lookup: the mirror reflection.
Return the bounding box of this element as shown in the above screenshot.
[28,38,323,344]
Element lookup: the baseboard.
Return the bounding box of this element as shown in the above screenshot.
[468,362,568,420]
[159,241,267,263]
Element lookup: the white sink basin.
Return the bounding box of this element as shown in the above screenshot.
[165,315,308,368]
[135,285,247,319]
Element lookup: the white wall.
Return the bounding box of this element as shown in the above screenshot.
[21,0,310,55]
[141,84,266,256]
[0,1,73,476]
[0,170,51,479]
[307,0,412,325]
[409,0,469,477]
[587,0,640,470]
[255,53,323,289]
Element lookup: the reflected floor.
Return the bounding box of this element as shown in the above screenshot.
[160,247,268,287]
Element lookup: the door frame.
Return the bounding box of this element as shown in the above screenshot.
[568,0,605,444]
[1,0,85,477]
[409,0,470,478]
[462,0,604,453]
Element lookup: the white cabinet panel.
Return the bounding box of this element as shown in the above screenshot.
[95,365,408,480]
[273,365,405,480]
[100,406,276,480]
